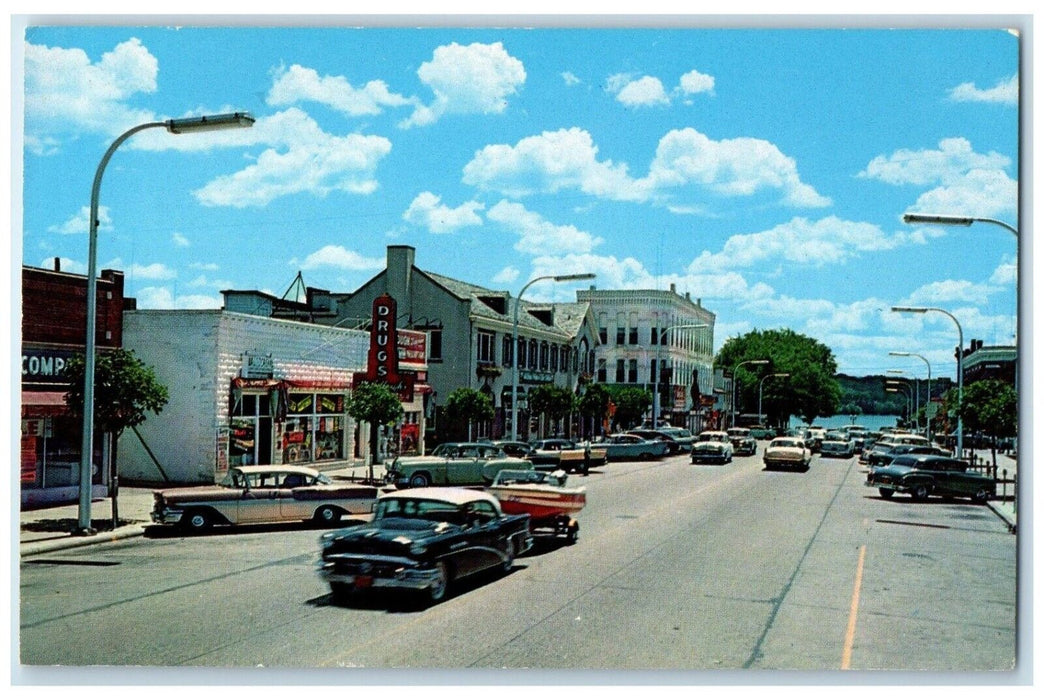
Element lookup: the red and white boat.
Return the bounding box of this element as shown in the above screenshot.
[487,469,586,542]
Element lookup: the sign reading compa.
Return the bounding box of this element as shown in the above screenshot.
[354,294,415,401]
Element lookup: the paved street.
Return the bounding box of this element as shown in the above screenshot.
[17,451,1017,678]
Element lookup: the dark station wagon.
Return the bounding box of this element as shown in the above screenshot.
[866,455,996,503]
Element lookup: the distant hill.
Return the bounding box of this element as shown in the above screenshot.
[836,373,954,416]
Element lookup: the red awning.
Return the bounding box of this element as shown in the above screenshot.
[21,391,68,417]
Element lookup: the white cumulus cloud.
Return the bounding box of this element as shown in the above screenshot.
[678,69,715,96]
[401,42,526,127]
[487,200,604,256]
[295,245,386,271]
[609,74,670,108]
[403,192,484,233]
[266,63,416,116]
[948,74,1018,105]
[48,206,112,235]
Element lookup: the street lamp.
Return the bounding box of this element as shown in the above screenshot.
[510,272,596,441]
[652,323,708,429]
[892,306,964,457]
[886,374,915,430]
[758,373,789,425]
[886,385,913,425]
[731,359,769,428]
[890,351,932,440]
[902,212,1018,237]
[77,112,255,534]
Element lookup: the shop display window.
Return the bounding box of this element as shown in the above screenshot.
[282,391,347,464]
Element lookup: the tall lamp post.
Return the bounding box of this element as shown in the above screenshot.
[731,359,769,428]
[886,375,915,430]
[758,373,789,425]
[652,323,708,429]
[892,306,964,457]
[510,273,596,441]
[77,113,255,534]
[889,351,932,440]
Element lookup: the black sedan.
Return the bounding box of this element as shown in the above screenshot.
[865,455,996,503]
[317,488,532,605]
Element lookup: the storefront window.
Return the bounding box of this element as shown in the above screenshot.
[282,391,347,464]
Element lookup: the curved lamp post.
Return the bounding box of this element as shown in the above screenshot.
[902,212,1018,237]
[886,374,915,430]
[510,273,595,441]
[652,323,708,429]
[731,359,769,428]
[77,113,255,534]
[889,351,931,438]
[758,373,789,426]
[892,306,964,457]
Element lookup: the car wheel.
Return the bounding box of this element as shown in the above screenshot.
[566,523,579,545]
[409,472,431,488]
[314,505,341,524]
[641,453,653,460]
[911,484,930,501]
[427,562,450,604]
[878,488,894,499]
[183,509,213,532]
[972,488,990,504]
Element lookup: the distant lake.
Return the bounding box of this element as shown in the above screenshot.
[788,415,902,432]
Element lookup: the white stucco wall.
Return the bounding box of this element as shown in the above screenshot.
[119,310,367,484]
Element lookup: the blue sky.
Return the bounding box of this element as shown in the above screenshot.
[15,20,1021,382]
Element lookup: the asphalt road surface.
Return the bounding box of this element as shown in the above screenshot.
[18,450,1017,677]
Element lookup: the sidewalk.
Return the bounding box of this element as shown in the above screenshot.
[19,462,386,557]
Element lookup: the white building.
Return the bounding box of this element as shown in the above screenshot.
[576,285,716,430]
[119,310,370,484]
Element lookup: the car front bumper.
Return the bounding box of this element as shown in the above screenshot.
[318,553,442,592]
[151,508,184,524]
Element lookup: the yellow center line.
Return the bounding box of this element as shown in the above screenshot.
[841,544,867,670]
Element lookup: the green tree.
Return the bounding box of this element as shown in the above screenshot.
[444,387,494,441]
[345,382,404,482]
[715,328,840,427]
[578,383,611,438]
[528,384,577,437]
[608,386,653,430]
[950,379,1018,469]
[64,349,170,528]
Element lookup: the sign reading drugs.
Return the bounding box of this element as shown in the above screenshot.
[354,294,415,401]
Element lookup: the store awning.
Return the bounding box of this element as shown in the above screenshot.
[21,390,68,417]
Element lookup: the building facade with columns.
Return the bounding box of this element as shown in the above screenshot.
[575,285,717,430]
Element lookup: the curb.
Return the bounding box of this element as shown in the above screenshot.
[986,501,1017,534]
[21,523,148,557]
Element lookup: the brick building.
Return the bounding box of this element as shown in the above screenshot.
[20,262,132,507]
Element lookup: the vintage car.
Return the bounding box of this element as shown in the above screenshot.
[528,439,607,473]
[150,465,378,532]
[600,433,670,461]
[627,429,682,454]
[690,431,734,464]
[747,425,778,440]
[726,427,758,456]
[655,427,696,449]
[489,440,534,459]
[865,455,996,503]
[763,437,812,471]
[316,487,533,605]
[385,442,532,489]
[819,432,856,458]
[803,427,827,453]
[867,443,951,469]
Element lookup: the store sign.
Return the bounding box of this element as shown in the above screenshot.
[354,294,415,402]
[21,347,75,384]
[398,329,428,368]
[242,352,274,379]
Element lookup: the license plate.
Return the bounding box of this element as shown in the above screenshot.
[355,575,373,589]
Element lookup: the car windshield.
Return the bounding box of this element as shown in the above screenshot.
[374,498,464,525]
[771,439,800,448]
[697,433,723,441]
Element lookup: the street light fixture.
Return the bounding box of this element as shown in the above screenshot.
[652,323,708,429]
[886,374,916,431]
[891,305,964,456]
[902,212,1018,237]
[731,359,770,428]
[510,272,596,441]
[77,112,255,534]
[890,351,932,440]
[758,373,789,425]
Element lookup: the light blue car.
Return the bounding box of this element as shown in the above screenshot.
[600,434,669,461]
